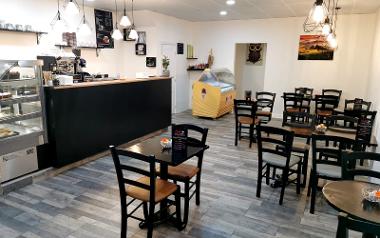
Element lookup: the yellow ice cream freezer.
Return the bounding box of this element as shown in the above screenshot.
[192,68,236,119]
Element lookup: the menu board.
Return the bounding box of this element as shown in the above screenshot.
[94,9,114,49]
[172,125,188,161]
[356,112,377,143]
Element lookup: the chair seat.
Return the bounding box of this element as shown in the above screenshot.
[292,142,310,153]
[126,177,177,203]
[262,153,301,168]
[158,164,199,180]
[238,116,260,125]
[256,110,272,117]
[286,107,300,113]
[316,164,341,178]
[317,109,333,117]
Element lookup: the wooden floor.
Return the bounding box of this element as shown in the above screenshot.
[0,111,359,238]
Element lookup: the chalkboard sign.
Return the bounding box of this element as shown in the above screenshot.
[94,9,114,49]
[172,124,188,161]
[356,111,377,143]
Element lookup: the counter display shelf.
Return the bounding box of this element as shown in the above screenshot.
[192,69,236,119]
[43,77,172,167]
[0,60,46,183]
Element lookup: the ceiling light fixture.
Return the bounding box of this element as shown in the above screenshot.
[120,0,132,27]
[128,0,139,41]
[111,0,123,40]
[65,0,80,16]
[303,0,328,32]
[78,0,92,36]
[219,11,228,16]
[51,0,67,33]
[226,0,236,5]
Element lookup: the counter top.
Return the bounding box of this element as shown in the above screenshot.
[48,77,171,90]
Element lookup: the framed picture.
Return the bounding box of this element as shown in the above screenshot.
[177,43,184,54]
[123,28,134,41]
[136,43,146,55]
[298,35,334,60]
[137,31,146,44]
[146,57,156,67]
[94,9,114,48]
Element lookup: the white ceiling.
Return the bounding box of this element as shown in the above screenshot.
[83,0,380,22]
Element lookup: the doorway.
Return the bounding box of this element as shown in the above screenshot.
[161,43,177,113]
[234,43,267,99]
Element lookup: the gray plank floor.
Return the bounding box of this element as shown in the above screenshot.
[0,111,359,238]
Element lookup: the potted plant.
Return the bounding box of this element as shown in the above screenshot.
[162,56,170,77]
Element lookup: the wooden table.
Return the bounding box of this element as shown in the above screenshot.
[323,181,380,237]
[125,136,209,227]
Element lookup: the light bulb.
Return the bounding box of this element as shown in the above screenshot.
[66,1,79,15]
[120,15,131,27]
[329,38,338,49]
[54,19,66,33]
[112,28,123,40]
[327,33,334,42]
[129,29,138,40]
[312,5,325,23]
[226,0,235,5]
[322,24,331,36]
[78,22,91,36]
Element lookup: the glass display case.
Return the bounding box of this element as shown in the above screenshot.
[0,60,46,182]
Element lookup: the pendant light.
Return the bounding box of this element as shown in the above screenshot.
[51,0,66,33]
[128,0,139,41]
[120,0,131,27]
[321,18,331,35]
[111,0,123,40]
[78,0,91,36]
[66,0,79,16]
[303,0,328,32]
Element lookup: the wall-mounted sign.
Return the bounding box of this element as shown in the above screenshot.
[94,9,114,49]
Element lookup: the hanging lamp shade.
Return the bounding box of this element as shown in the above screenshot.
[66,0,79,15]
[120,15,131,27]
[112,28,123,40]
[303,0,329,32]
[128,28,138,40]
[77,0,92,36]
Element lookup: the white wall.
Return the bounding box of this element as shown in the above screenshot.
[0,1,193,112]
[192,14,377,117]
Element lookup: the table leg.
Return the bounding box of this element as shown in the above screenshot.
[159,163,169,219]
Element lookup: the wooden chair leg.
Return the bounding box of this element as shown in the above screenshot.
[147,202,155,238]
[121,203,127,238]
[235,125,238,146]
[279,168,289,205]
[296,162,301,195]
[195,172,201,206]
[307,170,312,197]
[175,187,183,231]
[143,202,148,220]
[183,181,190,228]
[256,162,263,198]
[302,150,309,187]
[265,165,270,185]
[310,174,318,214]
[249,125,253,148]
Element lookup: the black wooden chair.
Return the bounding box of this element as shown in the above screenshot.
[110,146,182,238]
[256,125,302,205]
[342,151,380,181]
[282,111,316,186]
[157,124,208,229]
[295,87,314,98]
[336,213,380,238]
[256,91,276,124]
[315,95,340,124]
[234,99,259,148]
[308,134,356,214]
[283,92,311,113]
[345,98,371,111]
[327,115,358,133]
[322,89,342,102]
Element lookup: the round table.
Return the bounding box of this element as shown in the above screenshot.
[323,180,380,225]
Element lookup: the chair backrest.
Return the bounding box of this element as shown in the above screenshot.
[256,91,276,112]
[345,98,371,111]
[295,87,313,98]
[172,124,208,147]
[257,125,294,165]
[322,89,342,100]
[342,151,380,180]
[327,115,358,129]
[336,213,380,238]
[312,134,356,170]
[110,146,156,204]
[283,92,304,111]
[315,95,340,112]
[282,111,316,129]
[234,99,257,122]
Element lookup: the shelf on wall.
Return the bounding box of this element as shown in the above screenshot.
[186,58,198,60]
[0,29,48,44]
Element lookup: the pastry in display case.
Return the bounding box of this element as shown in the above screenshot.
[0,60,46,183]
[192,68,236,119]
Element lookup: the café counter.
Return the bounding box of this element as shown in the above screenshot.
[41,77,171,167]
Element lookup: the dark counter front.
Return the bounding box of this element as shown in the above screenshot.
[42,78,171,167]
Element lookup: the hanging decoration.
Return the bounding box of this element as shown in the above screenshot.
[78,0,91,36]
[120,0,132,27]
[65,0,80,16]
[111,0,123,40]
[128,0,139,41]
[51,0,67,34]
